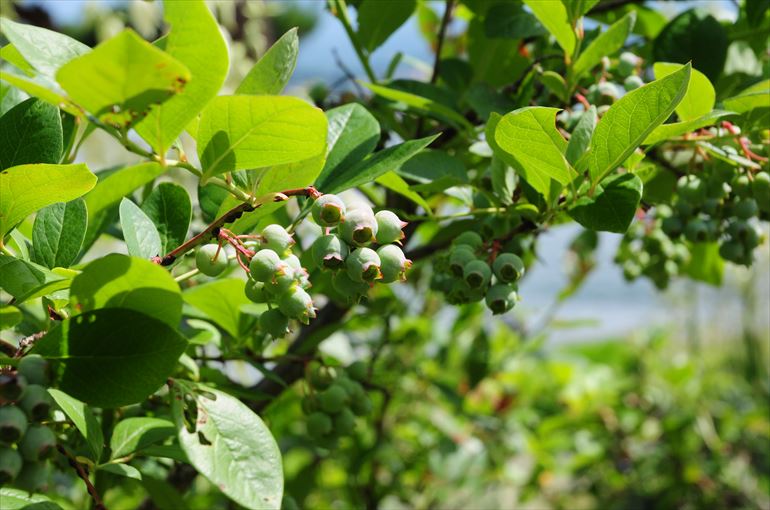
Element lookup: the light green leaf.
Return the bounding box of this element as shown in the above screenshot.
[723,79,770,113]
[56,29,191,128]
[84,162,166,218]
[685,242,723,285]
[523,0,576,55]
[654,62,714,121]
[362,82,473,131]
[141,183,191,255]
[0,97,63,170]
[98,463,142,480]
[566,105,597,166]
[0,488,62,510]
[562,0,600,21]
[568,173,642,233]
[197,95,327,180]
[0,70,79,116]
[110,417,176,459]
[589,63,691,183]
[172,384,283,510]
[183,279,252,338]
[490,156,515,205]
[573,12,635,80]
[0,43,36,75]
[120,198,162,259]
[356,0,416,52]
[0,18,90,77]
[31,199,87,269]
[540,71,568,102]
[0,163,96,237]
[32,308,188,408]
[643,110,733,146]
[0,305,22,329]
[376,172,433,214]
[0,255,71,303]
[47,389,104,461]
[236,28,298,95]
[135,0,228,153]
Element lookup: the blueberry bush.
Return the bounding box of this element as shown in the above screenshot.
[0,1,768,509]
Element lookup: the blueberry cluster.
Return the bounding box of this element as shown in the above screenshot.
[300,361,372,449]
[0,355,55,491]
[309,194,412,305]
[430,231,523,314]
[616,221,691,290]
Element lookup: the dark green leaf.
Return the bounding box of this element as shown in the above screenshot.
[0,255,71,303]
[568,173,643,233]
[119,198,162,259]
[236,28,298,95]
[356,0,416,52]
[566,105,597,166]
[47,389,104,461]
[141,183,191,255]
[484,3,545,39]
[0,97,62,170]
[653,10,727,81]
[31,199,87,269]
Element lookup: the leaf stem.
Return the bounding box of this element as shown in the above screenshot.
[332,0,377,83]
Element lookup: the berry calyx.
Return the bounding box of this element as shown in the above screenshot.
[485,284,518,315]
[448,246,476,277]
[312,194,346,227]
[0,446,22,484]
[492,253,524,283]
[0,406,27,444]
[339,208,378,246]
[311,234,349,270]
[195,244,229,277]
[347,248,382,283]
[463,260,492,289]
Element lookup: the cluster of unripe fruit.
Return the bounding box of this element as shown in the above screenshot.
[0,355,56,491]
[300,361,372,449]
[431,231,523,314]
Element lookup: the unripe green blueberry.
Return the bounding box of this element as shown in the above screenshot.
[334,377,360,398]
[727,220,751,241]
[0,372,27,402]
[311,234,349,270]
[346,248,382,283]
[264,266,297,296]
[377,245,412,283]
[347,361,368,382]
[19,425,56,461]
[350,394,373,416]
[453,231,484,250]
[312,194,346,227]
[374,210,406,244]
[245,280,269,303]
[301,394,319,415]
[752,171,770,206]
[702,198,721,217]
[277,287,316,324]
[733,198,758,219]
[333,408,356,435]
[449,246,476,277]
[492,253,524,283]
[308,362,336,390]
[677,175,706,205]
[259,309,290,338]
[0,406,27,444]
[742,223,762,250]
[249,249,287,283]
[655,205,673,219]
[195,244,229,277]
[623,74,644,91]
[597,81,619,101]
[331,272,369,303]
[719,240,745,262]
[0,446,22,484]
[19,385,53,422]
[447,279,473,304]
[617,51,639,77]
[732,174,752,197]
[17,355,49,386]
[260,224,295,256]
[339,208,378,246]
[675,199,694,217]
[706,179,731,200]
[684,219,709,243]
[14,461,50,492]
[318,385,348,414]
[622,262,641,281]
[463,259,492,289]
[485,284,518,315]
[306,412,332,439]
[661,216,684,237]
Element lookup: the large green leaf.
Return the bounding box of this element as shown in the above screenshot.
[31,199,88,269]
[31,308,188,408]
[0,255,71,303]
[484,3,545,39]
[183,279,252,339]
[362,82,473,131]
[397,149,467,192]
[120,198,162,259]
[523,0,576,55]
[356,0,416,52]
[236,28,298,95]
[685,242,723,285]
[562,0,599,21]
[654,62,714,122]
[141,183,191,255]
[0,97,63,170]
[0,163,96,237]
[0,305,22,330]
[643,110,733,146]
[0,18,89,78]
[135,0,228,153]
[722,79,770,114]
[653,10,727,82]
[48,389,104,462]
[110,417,176,460]
[56,29,191,128]
[467,19,529,87]
[70,253,182,327]
[197,96,327,180]
[84,162,166,218]
[572,12,635,80]
[0,488,62,510]
[568,173,642,233]
[172,385,283,510]
[376,172,433,214]
[589,63,691,184]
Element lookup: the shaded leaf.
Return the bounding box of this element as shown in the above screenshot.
[568,173,642,233]
[0,97,62,170]
[48,389,104,461]
[31,199,87,269]
[141,183,191,255]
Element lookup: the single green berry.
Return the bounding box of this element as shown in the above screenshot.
[13,461,50,492]
[306,412,333,439]
[622,262,641,281]
[661,216,684,238]
[312,194,346,227]
[655,205,673,219]
[350,394,373,416]
[301,394,320,415]
[733,198,758,219]
[333,408,356,435]
[249,249,287,283]
[449,246,476,277]
[732,174,752,197]
[277,287,316,324]
[283,253,305,275]
[453,231,484,250]
[308,362,336,390]
[347,361,368,382]
[719,241,745,262]
[260,224,295,256]
[245,280,269,303]
[702,198,721,217]
[0,406,27,444]
[463,260,492,289]
[752,171,770,206]
[675,199,694,217]
[195,244,229,277]
[311,234,349,270]
[377,245,412,283]
[331,271,369,303]
[616,51,639,77]
[18,425,56,461]
[259,309,290,338]
[263,266,297,296]
[623,74,644,91]
[743,224,762,250]
[374,210,406,244]
[0,373,27,402]
[0,447,22,484]
[492,253,524,283]
[17,356,49,386]
[677,175,706,205]
[597,81,619,101]
[485,284,518,315]
[335,376,361,398]
[339,208,378,246]
[19,385,53,422]
[346,248,382,283]
[318,385,348,414]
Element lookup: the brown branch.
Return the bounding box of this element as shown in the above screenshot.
[430,0,454,85]
[57,444,106,510]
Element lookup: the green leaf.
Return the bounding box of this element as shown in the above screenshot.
[0,305,22,329]
[356,0,416,52]
[0,163,96,238]
[523,0,576,55]
[566,105,597,166]
[98,463,142,480]
[31,308,188,408]
[654,62,714,122]
[572,12,635,80]
[484,3,545,39]
[318,135,438,194]
[0,18,90,77]
[722,79,770,113]
[568,173,642,233]
[236,28,298,95]
[0,488,62,510]
[376,172,433,214]
[31,199,87,269]
[0,97,63,170]
[110,417,176,459]
[653,10,727,82]
[120,198,162,259]
[0,70,80,116]
[141,183,191,255]
[467,20,529,87]
[1,43,36,75]
[56,29,191,128]
[562,0,599,21]
[183,279,252,339]
[47,389,104,462]
[84,162,166,218]
[589,63,691,184]
[70,253,182,327]
[135,0,228,153]
[141,475,188,510]
[540,71,568,102]
[172,384,283,510]
[685,242,723,285]
[490,156,515,206]
[643,110,733,146]
[396,149,467,190]
[0,255,71,303]
[197,96,327,180]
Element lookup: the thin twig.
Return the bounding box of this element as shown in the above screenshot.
[57,444,106,510]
